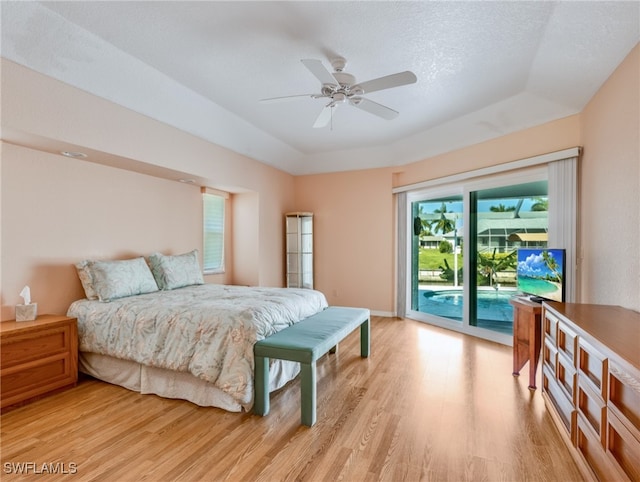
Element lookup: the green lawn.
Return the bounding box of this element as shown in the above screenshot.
[419,248,461,270]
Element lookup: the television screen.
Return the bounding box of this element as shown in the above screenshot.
[516,248,565,302]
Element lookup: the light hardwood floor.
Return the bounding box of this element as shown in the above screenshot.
[1,316,583,481]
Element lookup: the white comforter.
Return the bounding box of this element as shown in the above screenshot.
[67,284,328,407]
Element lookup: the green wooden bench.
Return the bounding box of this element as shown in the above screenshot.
[253,306,370,426]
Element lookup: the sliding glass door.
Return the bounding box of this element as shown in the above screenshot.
[470,182,548,335]
[407,170,548,344]
[410,193,464,322]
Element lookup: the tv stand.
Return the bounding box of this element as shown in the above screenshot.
[510,297,543,389]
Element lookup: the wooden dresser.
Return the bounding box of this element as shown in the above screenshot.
[1,315,78,410]
[541,302,640,481]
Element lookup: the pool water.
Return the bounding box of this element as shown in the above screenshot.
[419,289,515,334]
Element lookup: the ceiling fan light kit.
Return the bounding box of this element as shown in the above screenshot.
[261,57,417,128]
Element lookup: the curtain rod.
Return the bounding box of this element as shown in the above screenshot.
[392,147,581,194]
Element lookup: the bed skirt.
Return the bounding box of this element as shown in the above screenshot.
[79,352,300,412]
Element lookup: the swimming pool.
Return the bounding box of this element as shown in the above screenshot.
[419,288,515,333]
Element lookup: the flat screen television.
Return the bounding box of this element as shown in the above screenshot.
[516,248,566,302]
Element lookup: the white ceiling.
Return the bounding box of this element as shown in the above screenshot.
[2,1,639,175]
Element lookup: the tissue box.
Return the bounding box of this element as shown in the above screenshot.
[16,303,38,322]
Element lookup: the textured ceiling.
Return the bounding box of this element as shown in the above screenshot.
[2,1,639,175]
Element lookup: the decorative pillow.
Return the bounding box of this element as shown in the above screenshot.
[148,250,204,290]
[90,257,159,302]
[75,260,98,300]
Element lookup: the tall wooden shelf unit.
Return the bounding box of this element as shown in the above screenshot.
[285,212,313,289]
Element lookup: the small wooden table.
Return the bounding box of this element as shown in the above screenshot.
[510,297,542,389]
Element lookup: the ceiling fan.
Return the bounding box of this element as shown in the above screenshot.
[260,57,417,128]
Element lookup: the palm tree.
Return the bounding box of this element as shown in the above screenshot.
[530,197,548,211]
[542,250,562,282]
[477,248,517,287]
[430,202,456,235]
[489,203,516,212]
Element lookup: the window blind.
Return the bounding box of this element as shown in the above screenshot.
[203,192,225,273]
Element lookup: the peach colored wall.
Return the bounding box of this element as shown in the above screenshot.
[1,143,203,318]
[393,115,581,188]
[579,44,639,311]
[294,168,396,314]
[1,60,295,320]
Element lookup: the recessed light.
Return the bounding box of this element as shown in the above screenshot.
[61,151,88,159]
[178,178,195,184]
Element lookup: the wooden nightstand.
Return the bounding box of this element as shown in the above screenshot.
[1,315,78,410]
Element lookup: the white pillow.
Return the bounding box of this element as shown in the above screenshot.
[148,250,204,290]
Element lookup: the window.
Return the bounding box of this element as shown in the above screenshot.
[203,192,225,274]
[395,148,579,345]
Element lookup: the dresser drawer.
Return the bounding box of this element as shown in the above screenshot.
[543,366,575,438]
[606,409,639,482]
[1,325,72,368]
[578,377,607,447]
[608,363,640,434]
[557,321,577,364]
[543,337,558,376]
[557,352,577,403]
[543,311,558,345]
[577,413,622,482]
[579,338,608,400]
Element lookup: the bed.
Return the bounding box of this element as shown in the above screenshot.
[67,252,328,412]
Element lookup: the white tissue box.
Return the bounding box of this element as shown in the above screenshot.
[16,303,38,322]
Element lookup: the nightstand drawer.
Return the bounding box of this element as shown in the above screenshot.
[1,325,72,367]
[1,354,74,406]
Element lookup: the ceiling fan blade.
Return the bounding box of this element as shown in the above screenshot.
[301,59,338,86]
[354,71,417,94]
[260,93,321,103]
[350,97,399,120]
[313,104,335,128]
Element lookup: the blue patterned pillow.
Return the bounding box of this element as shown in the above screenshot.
[90,257,159,302]
[148,250,204,290]
[75,260,99,300]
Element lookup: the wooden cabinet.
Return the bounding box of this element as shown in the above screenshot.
[1,315,78,410]
[510,297,542,389]
[542,302,640,481]
[285,212,313,289]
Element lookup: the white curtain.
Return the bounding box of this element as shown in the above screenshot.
[396,191,407,318]
[548,156,578,302]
